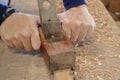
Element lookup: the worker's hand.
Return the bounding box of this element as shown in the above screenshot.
[0,13,41,51]
[58,5,96,45]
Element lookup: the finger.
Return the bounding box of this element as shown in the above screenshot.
[12,38,24,50]
[19,35,33,51]
[85,23,95,40]
[71,22,82,42]
[30,24,41,50]
[58,13,72,39]
[31,31,41,50]
[2,37,14,48]
[28,16,41,50]
[62,23,71,39]
[77,24,88,42]
[85,25,93,40]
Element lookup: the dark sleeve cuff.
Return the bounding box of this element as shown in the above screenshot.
[63,0,86,10]
[0,4,9,24]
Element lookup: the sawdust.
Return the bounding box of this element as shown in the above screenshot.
[116,21,120,27]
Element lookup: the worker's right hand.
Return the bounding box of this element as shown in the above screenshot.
[0,12,41,51]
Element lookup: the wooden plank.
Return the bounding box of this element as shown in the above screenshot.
[0,41,51,80]
[54,69,74,80]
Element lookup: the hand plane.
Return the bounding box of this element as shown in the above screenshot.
[37,0,75,79]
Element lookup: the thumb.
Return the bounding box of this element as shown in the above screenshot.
[31,29,41,50]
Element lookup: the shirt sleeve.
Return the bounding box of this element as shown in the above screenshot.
[63,0,86,10]
[0,4,9,25]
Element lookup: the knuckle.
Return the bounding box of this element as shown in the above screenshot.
[75,21,81,26]
[73,25,79,29]
[13,34,19,39]
[34,31,39,36]
[83,23,88,28]
[14,32,29,39]
[88,24,92,28]
[4,35,11,41]
[64,19,70,24]
[89,23,95,29]
[19,32,30,38]
[82,22,92,29]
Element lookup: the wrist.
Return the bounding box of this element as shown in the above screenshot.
[0,4,9,25]
[6,7,13,12]
[63,0,86,10]
[69,4,89,13]
[0,8,18,25]
[77,5,88,12]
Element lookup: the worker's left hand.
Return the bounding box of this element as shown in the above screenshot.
[58,5,96,44]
